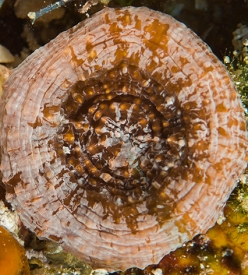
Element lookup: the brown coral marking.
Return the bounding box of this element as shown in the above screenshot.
[0,7,247,271]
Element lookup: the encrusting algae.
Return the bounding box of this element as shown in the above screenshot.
[0,225,30,275]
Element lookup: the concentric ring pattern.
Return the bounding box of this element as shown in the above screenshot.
[0,6,247,271]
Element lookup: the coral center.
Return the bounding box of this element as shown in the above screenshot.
[55,63,187,224]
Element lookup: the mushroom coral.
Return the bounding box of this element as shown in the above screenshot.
[0,6,247,271]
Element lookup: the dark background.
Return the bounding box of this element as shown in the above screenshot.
[0,0,248,61]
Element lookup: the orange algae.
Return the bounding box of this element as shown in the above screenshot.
[0,226,30,275]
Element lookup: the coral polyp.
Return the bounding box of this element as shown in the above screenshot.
[0,6,246,271]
